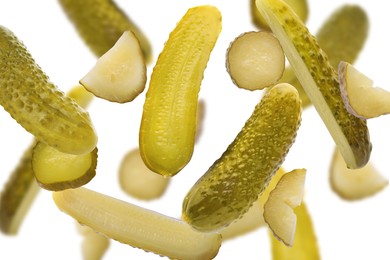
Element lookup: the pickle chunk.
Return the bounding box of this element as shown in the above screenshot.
[0,26,97,155]
[182,83,302,232]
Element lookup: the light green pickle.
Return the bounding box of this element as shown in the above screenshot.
[280,5,369,108]
[256,0,371,169]
[58,0,152,62]
[182,83,302,232]
[0,26,97,155]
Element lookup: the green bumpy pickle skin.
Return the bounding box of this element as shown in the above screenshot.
[140,6,222,177]
[256,0,371,169]
[58,0,152,62]
[0,143,38,234]
[0,26,97,155]
[182,83,302,232]
[279,4,369,108]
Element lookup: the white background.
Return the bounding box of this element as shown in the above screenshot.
[0,0,389,259]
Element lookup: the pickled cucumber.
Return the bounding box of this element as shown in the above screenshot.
[140,5,221,177]
[0,143,39,235]
[256,0,371,169]
[53,187,222,260]
[251,0,308,30]
[182,83,302,232]
[0,26,97,155]
[279,5,369,108]
[58,0,152,62]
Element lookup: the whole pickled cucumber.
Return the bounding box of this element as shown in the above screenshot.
[0,26,97,155]
[279,4,369,108]
[182,83,302,232]
[256,0,371,169]
[140,6,221,177]
[58,0,152,62]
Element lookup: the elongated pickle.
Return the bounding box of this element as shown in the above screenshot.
[58,0,152,62]
[270,203,320,260]
[53,188,222,260]
[0,26,97,155]
[140,6,221,177]
[182,83,302,232]
[279,4,369,108]
[256,0,371,169]
[0,143,39,235]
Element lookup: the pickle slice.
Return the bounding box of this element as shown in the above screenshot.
[53,187,222,260]
[0,26,97,155]
[182,83,302,232]
[339,61,390,119]
[256,0,371,169]
[330,148,388,201]
[226,31,285,91]
[264,169,306,246]
[280,4,369,108]
[270,203,320,260]
[58,0,152,62]
[32,142,98,191]
[119,148,170,200]
[140,5,221,177]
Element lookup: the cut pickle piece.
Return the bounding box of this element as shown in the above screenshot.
[339,61,390,119]
[58,0,152,62]
[32,142,98,191]
[182,83,302,232]
[66,85,95,109]
[221,167,285,240]
[0,26,97,155]
[256,0,371,169]
[53,188,222,260]
[226,31,285,91]
[270,202,320,260]
[80,31,146,103]
[77,223,110,260]
[330,148,388,200]
[264,169,306,246]
[119,148,170,200]
[140,5,221,177]
[251,0,308,30]
[0,143,40,235]
[279,4,369,108]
